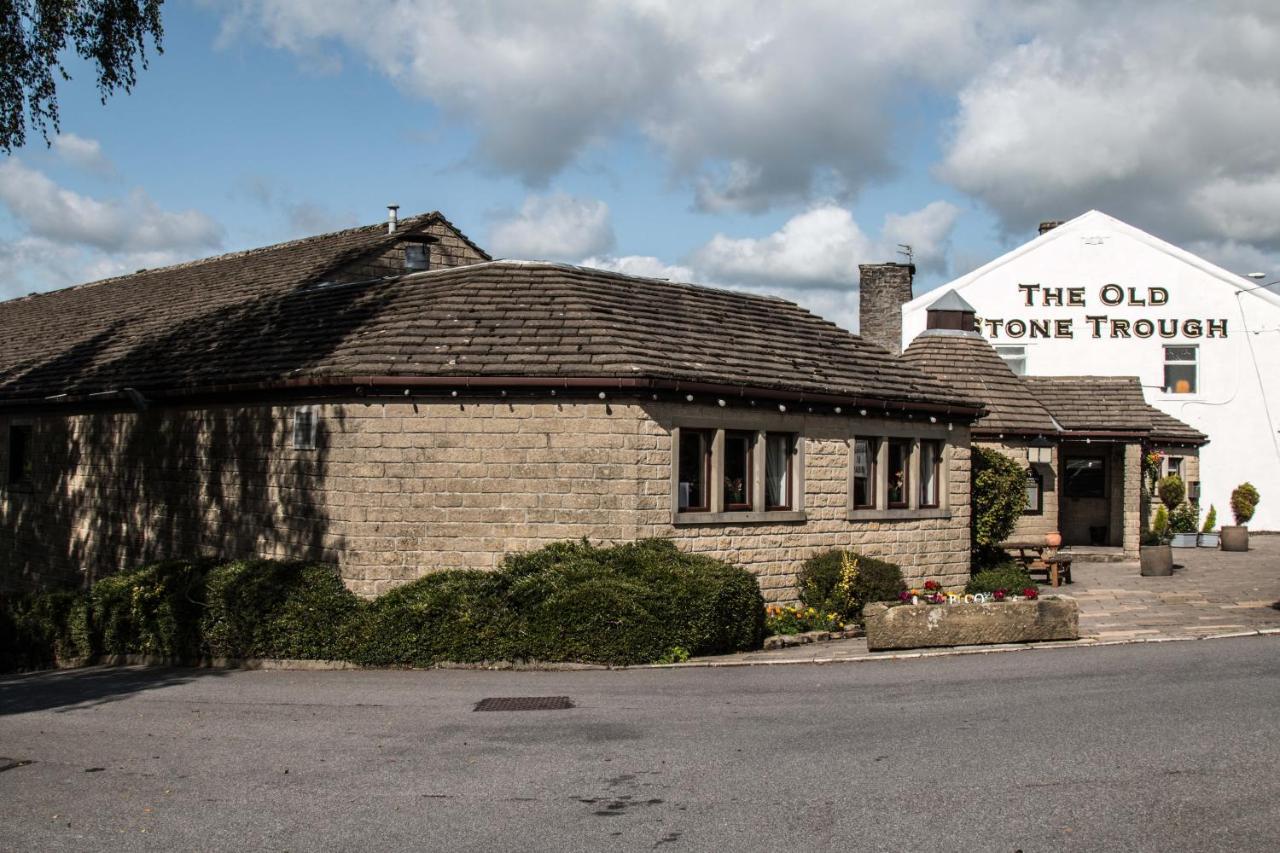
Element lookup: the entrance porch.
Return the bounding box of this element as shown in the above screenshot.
[1058,440,1142,560]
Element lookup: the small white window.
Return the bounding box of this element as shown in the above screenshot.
[292,407,317,450]
[994,345,1027,375]
[1164,346,1197,394]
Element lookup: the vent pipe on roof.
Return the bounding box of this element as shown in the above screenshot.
[387,204,400,234]
[1038,220,1063,235]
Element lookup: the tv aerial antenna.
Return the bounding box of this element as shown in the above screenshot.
[897,244,913,264]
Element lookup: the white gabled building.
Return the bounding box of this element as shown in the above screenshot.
[900,210,1280,531]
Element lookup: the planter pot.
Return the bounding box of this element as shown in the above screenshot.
[1220,525,1249,552]
[1140,544,1173,576]
[1198,533,1221,549]
[1170,532,1199,548]
[1044,531,1063,548]
[862,597,1078,651]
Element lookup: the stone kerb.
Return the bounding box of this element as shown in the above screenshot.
[863,596,1079,651]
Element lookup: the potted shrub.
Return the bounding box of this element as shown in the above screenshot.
[1198,504,1220,549]
[1222,483,1260,552]
[1169,502,1199,548]
[1140,507,1173,576]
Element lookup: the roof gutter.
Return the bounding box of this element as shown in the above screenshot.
[7,374,985,419]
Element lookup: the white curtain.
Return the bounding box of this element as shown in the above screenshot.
[766,434,789,507]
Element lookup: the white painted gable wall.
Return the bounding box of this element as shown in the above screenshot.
[903,211,1280,531]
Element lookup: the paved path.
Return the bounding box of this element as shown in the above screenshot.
[689,536,1280,666]
[1071,535,1280,641]
[2,637,1277,852]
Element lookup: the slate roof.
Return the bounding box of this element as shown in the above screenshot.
[0,249,981,413]
[902,330,1058,435]
[1144,404,1209,445]
[1020,376,1160,436]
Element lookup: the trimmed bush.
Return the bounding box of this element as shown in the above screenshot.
[1152,505,1170,539]
[202,561,363,660]
[965,566,1035,596]
[797,549,905,620]
[1202,505,1218,533]
[972,447,1028,551]
[0,590,91,670]
[2,539,766,671]
[353,539,765,667]
[91,560,211,659]
[1157,475,1186,511]
[1231,482,1260,525]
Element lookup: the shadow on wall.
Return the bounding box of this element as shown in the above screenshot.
[0,271,403,592]
[2,405,342,592]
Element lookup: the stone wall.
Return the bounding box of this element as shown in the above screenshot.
[0,399,972,601]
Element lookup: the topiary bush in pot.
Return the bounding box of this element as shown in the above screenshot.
[1156,475,1186,511]
[1223,483,1261,551]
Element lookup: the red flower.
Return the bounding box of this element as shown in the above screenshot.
[898,591,912,602]
[1022,587,1039,600]
[993,589,1007,601]
[924,580,941,591]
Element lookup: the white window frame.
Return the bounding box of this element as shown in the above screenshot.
[847,425,952,521]
[671,425,805,524]
[994,344,1027,376]
[1163,345,1198,395]
[292,406,317,450]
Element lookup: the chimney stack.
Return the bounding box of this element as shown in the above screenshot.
[1038,220,1063,235]
[858,262,915,354]
[387,204,400,234]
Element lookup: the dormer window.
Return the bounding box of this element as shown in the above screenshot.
[404,242,430,272]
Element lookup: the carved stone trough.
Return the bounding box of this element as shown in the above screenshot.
[862,596,1079,651]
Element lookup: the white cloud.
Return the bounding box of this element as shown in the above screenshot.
[939,5,1280,247]
[0,236,194,300]
[583,200,959,330]
[689,201,958,290]
[221,0,999,211]
[51,133,113,174]
[581,254,695,283]
[0,158,224,253]
[489,193,615,260]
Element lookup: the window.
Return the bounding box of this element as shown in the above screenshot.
[1163,346,1197,394]
[851,438,876,509]
[1025,468,1043,514]
[404,242,430,272]
[1063,457,1106,498]
[292,408,316,450]
[1166,456,1183,478]
[887,438,911,509]
[765,433,794,511]
[723,431,754,511]
[994,345,1027,376]
[919,440,942,508]
[7,425,31,485]
[677,429,712,512]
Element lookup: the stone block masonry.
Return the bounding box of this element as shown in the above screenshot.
[0,398,971,602]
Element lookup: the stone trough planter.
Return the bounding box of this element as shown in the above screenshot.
[862,597,1079,652]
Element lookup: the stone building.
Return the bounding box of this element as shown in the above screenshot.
[0,213,984,600]
[871,283,1206,561]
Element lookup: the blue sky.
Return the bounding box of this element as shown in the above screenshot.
[4,1,1280,331]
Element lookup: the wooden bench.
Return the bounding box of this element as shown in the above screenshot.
[1000,540,1073,588]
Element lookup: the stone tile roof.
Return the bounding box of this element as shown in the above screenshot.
[1144,404,1209,445]
[1021,375,1155,433]
[902,331,1058,434]
[0,251,980,413]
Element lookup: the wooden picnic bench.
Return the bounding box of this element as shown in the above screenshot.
[1000,539,1073,588]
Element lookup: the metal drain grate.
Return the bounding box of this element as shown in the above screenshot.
[474,696,574,712]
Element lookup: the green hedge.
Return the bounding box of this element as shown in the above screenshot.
[797,550,905,621]
[1,539,766,670]
[965,566,1036,596]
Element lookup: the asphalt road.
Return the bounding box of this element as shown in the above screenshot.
[2,638,1278,853]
